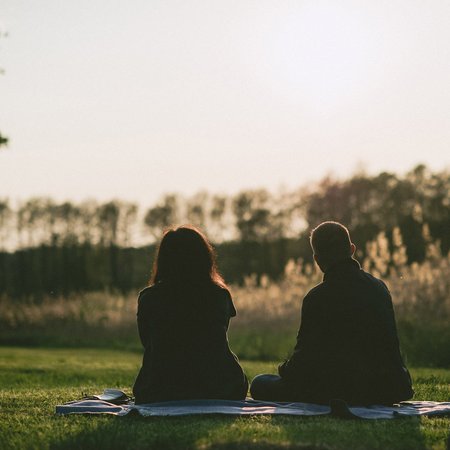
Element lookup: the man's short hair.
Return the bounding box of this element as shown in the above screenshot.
[310,221,352,265]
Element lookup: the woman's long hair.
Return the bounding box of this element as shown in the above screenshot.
[150,225,227,288]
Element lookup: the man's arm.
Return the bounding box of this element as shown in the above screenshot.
[278,292,319,380]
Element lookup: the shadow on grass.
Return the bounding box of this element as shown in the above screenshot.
[49,415,239,450]
[49,413,427,450]
[271,415,426,450]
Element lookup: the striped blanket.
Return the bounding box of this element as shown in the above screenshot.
[55,391,450,420]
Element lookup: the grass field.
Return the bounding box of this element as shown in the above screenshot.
[0,347,449,450]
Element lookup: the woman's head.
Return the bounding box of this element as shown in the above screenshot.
[150,225,226,287]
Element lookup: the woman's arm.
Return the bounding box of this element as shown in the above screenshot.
[136,291,152,348]
[220,288,236,330]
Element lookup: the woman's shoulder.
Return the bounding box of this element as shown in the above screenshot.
[137,284,171,318]
[208,283,232,299]
[138,281,231,302]
[208,284,236,316]
[138,283,163,303]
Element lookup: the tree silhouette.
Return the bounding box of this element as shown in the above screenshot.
[0,133,8,148]
[0,31,8,148]
[233,189,272,241]
[186,191,208,230]
[97,201,121,246]
[144,194,180,241]
[0,199,12,250]
[209,194,229,242]
[118,202,138,247]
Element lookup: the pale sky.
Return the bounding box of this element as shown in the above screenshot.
[1,0,449,207]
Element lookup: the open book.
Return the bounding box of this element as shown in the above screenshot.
[86,389,131,404]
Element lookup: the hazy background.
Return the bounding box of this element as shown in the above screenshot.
[1,0,449,206]
[1,1,450,371]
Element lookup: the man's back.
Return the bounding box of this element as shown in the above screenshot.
[279,258,413,405]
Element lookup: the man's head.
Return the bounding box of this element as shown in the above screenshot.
[310,221,356,272]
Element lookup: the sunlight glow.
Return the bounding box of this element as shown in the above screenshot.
[267,3,383,110]
[1,1,449,204]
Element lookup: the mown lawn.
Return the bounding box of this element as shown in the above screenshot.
[0,347,449,450]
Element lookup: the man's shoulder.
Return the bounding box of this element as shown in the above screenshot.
[138,284,161,303]
[359,269,391,293]
[303,281,327,304]
[306,282,325,296]
[304,268,390,300]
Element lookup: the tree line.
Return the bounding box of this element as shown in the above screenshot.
[0,30,8,149]
[1,164,449,299]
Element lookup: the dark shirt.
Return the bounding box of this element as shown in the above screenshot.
[132,281,247,403]
[279,258,413,405]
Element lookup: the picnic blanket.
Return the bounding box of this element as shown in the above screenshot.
[55,390,450,420]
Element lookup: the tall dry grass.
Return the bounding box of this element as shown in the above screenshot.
[1,226,449,365]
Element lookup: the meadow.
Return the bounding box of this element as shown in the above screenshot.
[1,233,449,366]
[0,347,449,450]
[1,232,449,449]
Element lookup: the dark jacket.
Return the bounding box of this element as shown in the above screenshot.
[279,258,413,405]
[132,281,247,403]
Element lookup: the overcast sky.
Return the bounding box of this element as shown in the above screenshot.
[1,0,449,207]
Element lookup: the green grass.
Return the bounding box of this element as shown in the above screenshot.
[0,347,449,450]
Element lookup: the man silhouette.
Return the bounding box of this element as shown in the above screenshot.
[250,221,413,405]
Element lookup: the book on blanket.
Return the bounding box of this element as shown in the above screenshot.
[86,389,130,404]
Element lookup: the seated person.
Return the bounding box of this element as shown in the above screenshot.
[250,221,413,405]
[133,225,248,404]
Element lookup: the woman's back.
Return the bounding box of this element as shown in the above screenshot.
[133,281,247,403]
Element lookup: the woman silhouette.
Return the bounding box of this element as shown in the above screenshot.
[133,225,248,403]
